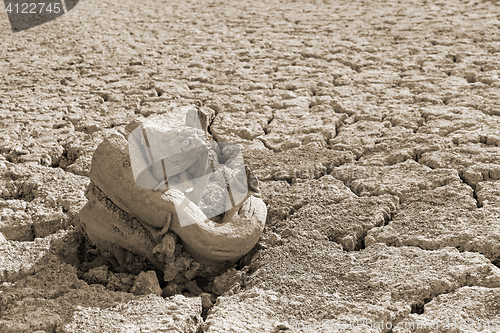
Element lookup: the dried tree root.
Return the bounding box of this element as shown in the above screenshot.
[167,189,266,264]
[79,183,163,269]
[79,120,266,266]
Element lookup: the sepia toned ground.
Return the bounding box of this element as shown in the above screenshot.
[1,0,500,331]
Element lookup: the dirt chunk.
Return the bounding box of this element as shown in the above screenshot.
[130,270,162,296]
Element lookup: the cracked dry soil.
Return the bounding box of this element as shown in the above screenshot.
[1,0,500,332]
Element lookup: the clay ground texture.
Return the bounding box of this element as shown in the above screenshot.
[1,0,500,332]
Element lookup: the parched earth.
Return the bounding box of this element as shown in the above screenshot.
[1,0,500,331]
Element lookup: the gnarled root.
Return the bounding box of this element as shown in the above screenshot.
[78,121,266,267]
[167,189,266,264]
[79,183,163,269]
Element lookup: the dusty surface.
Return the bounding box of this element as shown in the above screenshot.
[1,0,500,331]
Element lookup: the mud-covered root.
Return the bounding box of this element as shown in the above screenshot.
[78,117,267,269]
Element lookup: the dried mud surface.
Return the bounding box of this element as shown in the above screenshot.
[1,0,500,332]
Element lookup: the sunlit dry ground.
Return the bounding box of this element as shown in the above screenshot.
[1,0,500,331]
